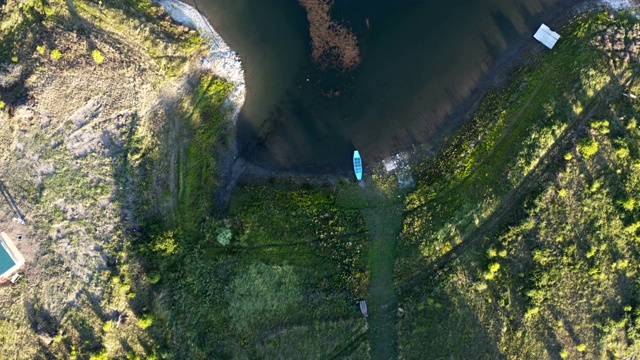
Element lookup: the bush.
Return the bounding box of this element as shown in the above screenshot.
[622,198,635,212]
[577,137,598,158]
[102,321,114,332]
[152,230,179,255]
[138,313,153,329]
[50,49,62,61]
[92,49,104,64]
[483,262,500,280]
[147,270,161,284]
[89,351,107,360]
[216,227,232,246]
[559,348,568,359]
[590,119,610,134]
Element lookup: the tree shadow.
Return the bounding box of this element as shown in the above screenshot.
[0,179,25,222]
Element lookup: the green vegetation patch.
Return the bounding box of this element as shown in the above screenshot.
[227,261,303,331]
[177,76,233,230]
[396,10,640,359]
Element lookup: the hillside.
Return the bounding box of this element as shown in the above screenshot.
[0,0,234,358]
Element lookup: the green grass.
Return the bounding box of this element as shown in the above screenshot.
[176,76,233,230]
[396,10,640,359]
[135,183,370,358]
[399,11,626,274]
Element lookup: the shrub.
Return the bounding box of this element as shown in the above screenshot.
[89,351,107,360]
[216,227,232,246]
[622,198,635,212]
[576,344,587,352]
[127,351,142,360]
[138,313,153,329]
[590,119,610,134]
[102,320,114,332]
[484,262,501,280]
[92,49,104,64]
[577,137,598,158]
[559,348,569,359]
[564,152,573,161]
[152,230,179,255]
[36,45,45,55]
[525,306,540,319]
[50,49,62,61]
[147,270,161,284]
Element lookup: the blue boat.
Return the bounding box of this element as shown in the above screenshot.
[353,150,363,180]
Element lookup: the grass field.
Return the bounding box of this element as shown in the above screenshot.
[396,9,640,359]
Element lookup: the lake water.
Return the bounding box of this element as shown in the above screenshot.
[185,0,580,174]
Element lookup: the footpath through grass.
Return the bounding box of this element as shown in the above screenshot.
[338,177,404,360]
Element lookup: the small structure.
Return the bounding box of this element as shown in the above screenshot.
[534,24,560,49]
[0,232,25,283]
[359,300,368,317]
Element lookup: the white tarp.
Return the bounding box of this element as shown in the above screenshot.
[534,24,560,49]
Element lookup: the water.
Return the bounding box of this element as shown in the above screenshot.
[185,0,580,174]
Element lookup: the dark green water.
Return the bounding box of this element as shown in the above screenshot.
[187,0,580,174]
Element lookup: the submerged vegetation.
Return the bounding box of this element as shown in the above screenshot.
[2,0,640,358]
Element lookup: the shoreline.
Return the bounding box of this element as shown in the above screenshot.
[152,0,246,121]
[151,0,248,210]
[389,0,639,178]
[154,0,639,202]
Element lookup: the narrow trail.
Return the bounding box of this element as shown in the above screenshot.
[338,183,403,360]
[365,203,402,360]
